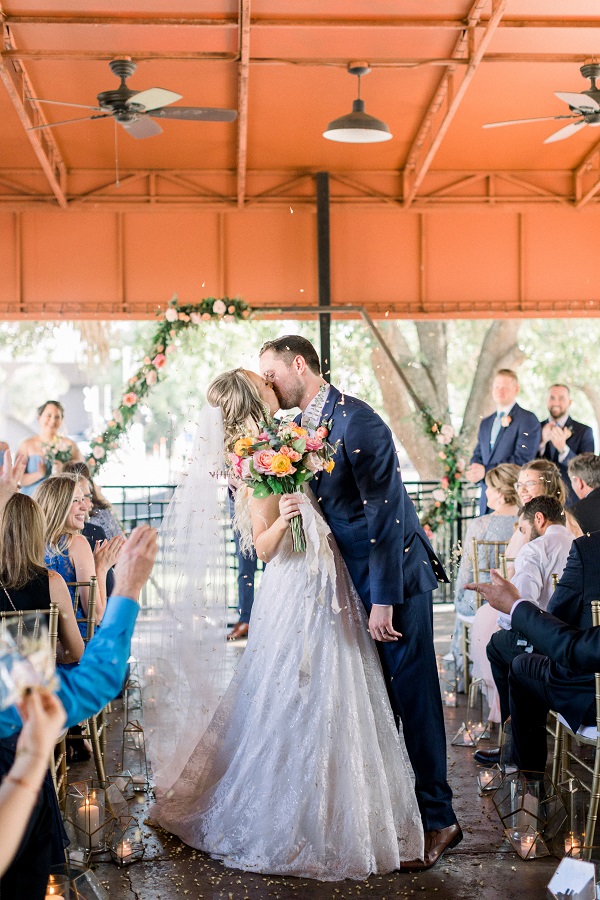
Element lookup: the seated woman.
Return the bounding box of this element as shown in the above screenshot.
[34,475,122,637]
[63,460,124,540]
[451,464,520,694]
[0,493,83,665]
[17,401,82,497]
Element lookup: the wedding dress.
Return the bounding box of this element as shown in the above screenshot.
[153,488,424,880]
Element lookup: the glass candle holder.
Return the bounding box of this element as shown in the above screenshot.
[64,782,112,854]
[121,720,149,791]
[109,816,145,867]
[44,873,69,899]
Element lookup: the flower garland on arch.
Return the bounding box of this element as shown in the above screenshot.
[86,295,251,473]
[419,410,466,532]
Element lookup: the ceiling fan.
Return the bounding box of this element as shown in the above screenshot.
[483,61,600,144]
[27,58,237,139]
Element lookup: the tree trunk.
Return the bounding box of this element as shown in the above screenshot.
[370,319,525,480]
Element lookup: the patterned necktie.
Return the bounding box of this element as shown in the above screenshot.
[490,411,503,448]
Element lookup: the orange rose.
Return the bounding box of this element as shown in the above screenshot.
[233,437,254,457]
[270,454,296,477]
[291,424,307,437]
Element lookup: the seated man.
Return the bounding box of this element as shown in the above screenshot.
[474,497,573,764]
[567,453,600,536]
[466,561,600,775]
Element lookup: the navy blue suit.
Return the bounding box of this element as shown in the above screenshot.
[307,386,455,832]
[538,416,595,504]
[471,402,541,514]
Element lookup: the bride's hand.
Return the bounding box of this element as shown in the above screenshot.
[279,494,302,522]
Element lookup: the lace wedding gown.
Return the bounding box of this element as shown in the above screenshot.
[154,492,424,880]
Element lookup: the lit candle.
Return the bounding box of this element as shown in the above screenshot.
[480,770,494,788]
[116,840,132,861]
[565,833,582,857]
[445,691,456,706]
[77,797,101,849]
[520,833,536,858]
[45,887,57,900]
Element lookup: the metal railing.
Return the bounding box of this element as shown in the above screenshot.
[102,481,480,609]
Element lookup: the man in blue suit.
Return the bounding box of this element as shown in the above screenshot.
[466,369,540,515]
[538,384,594,504]
[259,336,460,871]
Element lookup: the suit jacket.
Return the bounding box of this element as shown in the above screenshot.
[538,416,595,504]
[569,487,600,536]
[546,530,600,629]
[512,601,600,679]
[307,386,447,612]
[471,402,541,514]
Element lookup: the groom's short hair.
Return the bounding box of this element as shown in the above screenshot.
[259,335,321,375]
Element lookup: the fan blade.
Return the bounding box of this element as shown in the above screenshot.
[555,91,600,112]
[544,120,587,144]
[148,106,237,122]
[128,88,182,110]
[483,114,579,129]
[119,116,163,139]
[27,114,110,131]
[28,98,103,111]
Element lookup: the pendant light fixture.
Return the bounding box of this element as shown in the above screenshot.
[323,63,392,143]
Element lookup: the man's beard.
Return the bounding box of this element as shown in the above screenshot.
[274,380,304,410]
[529,524,541,541]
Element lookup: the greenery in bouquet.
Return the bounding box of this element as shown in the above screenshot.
[228,418,338,552]
[41,437,74,473]
[419,409,466,532]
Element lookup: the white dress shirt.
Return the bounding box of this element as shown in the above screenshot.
[499,524,573,629]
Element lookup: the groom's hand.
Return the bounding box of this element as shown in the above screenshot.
[369,605,402,642]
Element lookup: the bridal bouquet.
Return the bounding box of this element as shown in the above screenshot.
[228,419,337,552]
[41,437,74,473]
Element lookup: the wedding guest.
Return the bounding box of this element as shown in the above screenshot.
[35,475,123,634]
[502,459,567,574]
[0,525,157,899]
[538,384,594,504]
[17,401,82,497]
[473,496,573,764]
[466,369,540,515]
[0,689,66,882]
[566,453,600,536]
[0,441,8,469]
[62,467,116,597]
[0,493,83,665]
[451,464,520,688]
[63,460,124,539]
[465,558,600,775]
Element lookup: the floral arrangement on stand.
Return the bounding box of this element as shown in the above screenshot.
[228,418,337,552]
[419,410,465,532]
[86,295,251,473]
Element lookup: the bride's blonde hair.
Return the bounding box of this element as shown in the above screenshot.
[206,368,270,555]
[207,368,268,451]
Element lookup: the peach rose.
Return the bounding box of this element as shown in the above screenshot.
[315,426,329,439]
[146,369,158,386]
[178,312,190,321]
[152,353,167,369]
[201,313,211,321]
[279,446,302,462]
[252,448,276,474]
[213,299,227,316]
[92,445,105,459]
[190,312,202,325]
[123,392,138,408]
[305,437,323,452]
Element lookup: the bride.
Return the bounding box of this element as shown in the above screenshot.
[143,368,424,880]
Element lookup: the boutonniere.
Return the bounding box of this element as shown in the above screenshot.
[316,418,334,439]
[500,415,512,428]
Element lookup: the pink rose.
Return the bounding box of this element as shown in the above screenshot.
[257,432,269,441]
[146,369,158,386]
[305,437,323,452]
[190,312,202,325]
[315,426,329,439]
[441,424,454,440]
[152,353,167,369]
[213,299,227,316]
[228,453,243,478]
[92,445,105,459]
[165,307,178,322]
[441,476,449,488]
[240,458,251,479]
[123,392,138,408]
[252,448,276,474]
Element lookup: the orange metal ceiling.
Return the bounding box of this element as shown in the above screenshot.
[2,1,600,318]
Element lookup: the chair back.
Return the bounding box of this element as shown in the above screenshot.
[472,539,508,609]
[67,576,98,643]
[0,602,59,660]
[551,573,559,591]
[593,600,600,735]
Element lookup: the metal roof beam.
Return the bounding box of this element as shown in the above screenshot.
[236,0,250,208]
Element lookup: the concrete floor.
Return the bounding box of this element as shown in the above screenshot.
[71,605,560,899]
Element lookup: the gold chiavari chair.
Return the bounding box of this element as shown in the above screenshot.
[66,576,108,785]
[551,600,600,858]
[0,604,64,802]
[460,539,508,693]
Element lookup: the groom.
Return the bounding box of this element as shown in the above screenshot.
[259,335,461,870]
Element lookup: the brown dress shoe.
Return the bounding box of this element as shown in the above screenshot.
[227,621,249,641]
[401,823,463,872]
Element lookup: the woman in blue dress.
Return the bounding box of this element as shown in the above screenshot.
[17,400,82,496]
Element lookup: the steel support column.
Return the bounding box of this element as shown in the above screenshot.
[316,172,331,381]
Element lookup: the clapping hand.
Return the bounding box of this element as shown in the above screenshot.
[93,535,126,573]
[0,450,27,511]
[464,569,520,615]
[112,525,158,601]
[548,424,572,453]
